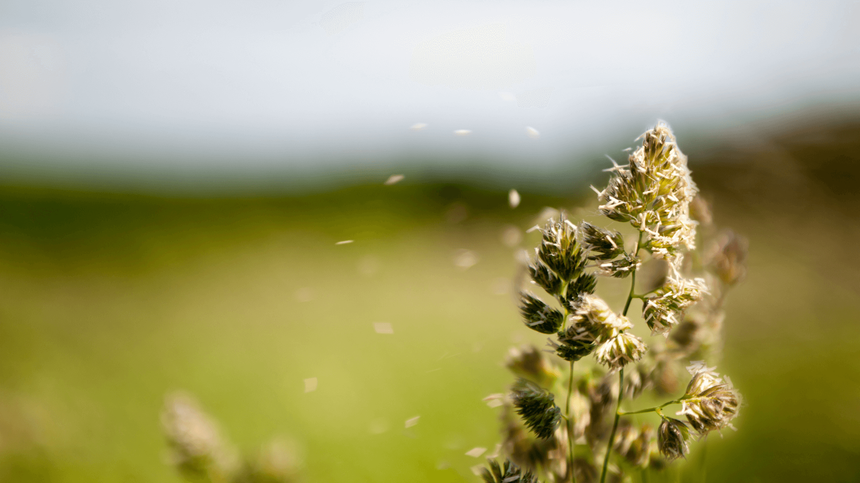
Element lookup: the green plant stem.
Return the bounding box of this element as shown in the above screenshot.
[567,360,576,483]
[618,400,679,416]
[621,231,644,316]
[600,231,643,483]
[559,280,576,483]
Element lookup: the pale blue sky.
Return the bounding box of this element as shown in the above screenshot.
[0,0,858,188]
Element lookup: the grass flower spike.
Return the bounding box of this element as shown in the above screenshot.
[162,393,303,483]
[677,362,741,435]
[643,270,708,336]
[594,329,646,372]
[580,221,625,261]
[511,380,562,440]
[481,459,539,483]
[658,418,692,461]
[595,123,698,260]
[520,292,565,334]
[484,123,745,483]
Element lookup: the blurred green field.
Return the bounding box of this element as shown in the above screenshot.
[0,122,859,482]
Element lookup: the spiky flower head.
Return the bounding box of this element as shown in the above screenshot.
[596,254,641,279]
[519,292,564,334]
[511,379,562,440]
[528,259,563,296]
[535,212,587,281]
[500,403,565,473]
[505,345,561,388]
[657,418,691,461]
[161,392,237,481]
[550,322,600,363]
[677,362,741,435]
[565,272,597,306]
[481,458,539,483]
[643,271,707,336]
[550,294,632,363]
[594,328,646,372]
[568,294,629,330]
[579,221,625,261]
[595,123,698,260]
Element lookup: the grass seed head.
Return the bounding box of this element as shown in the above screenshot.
[658,418,691,461]
[511,380,562,440]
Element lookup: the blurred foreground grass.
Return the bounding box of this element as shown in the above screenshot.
[0,122,859,482]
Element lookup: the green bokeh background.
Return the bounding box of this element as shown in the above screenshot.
[0,121,858,482]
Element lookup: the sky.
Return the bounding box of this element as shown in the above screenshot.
[0,0,858,189]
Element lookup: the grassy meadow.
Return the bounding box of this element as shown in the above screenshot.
[0,121,859,482]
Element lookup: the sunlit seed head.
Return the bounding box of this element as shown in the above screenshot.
[643,272,708,336]
[594,330,646,372]
[677,364,741,436]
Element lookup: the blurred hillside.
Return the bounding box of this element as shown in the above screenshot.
[0,119,858,482]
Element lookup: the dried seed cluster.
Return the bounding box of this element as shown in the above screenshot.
[484,123,746,483]
[162,393,303,483]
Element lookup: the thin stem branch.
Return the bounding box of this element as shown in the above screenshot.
[600,368,624,483]
[567,360,576,483]
[600,231,643,483]
[618,400,679,416]
[622,231,644,317]
[560,280,576,483]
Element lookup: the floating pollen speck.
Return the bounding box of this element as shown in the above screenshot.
[373,322,393,334]
[470,465,485,476]
[335,240,353,245]
[525,126,540,139]
[509,189,521,208]
[410,123,427,131]
[294,287,313,302]
[486,399,503,408]
[465,447,487,458]
[454,249,479,269]
[501,225,522,247]
[304,377,317,393]
[405,416,420,428]
[384,174,405,185]
[369,418,389,434]
[454,129,471,136]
